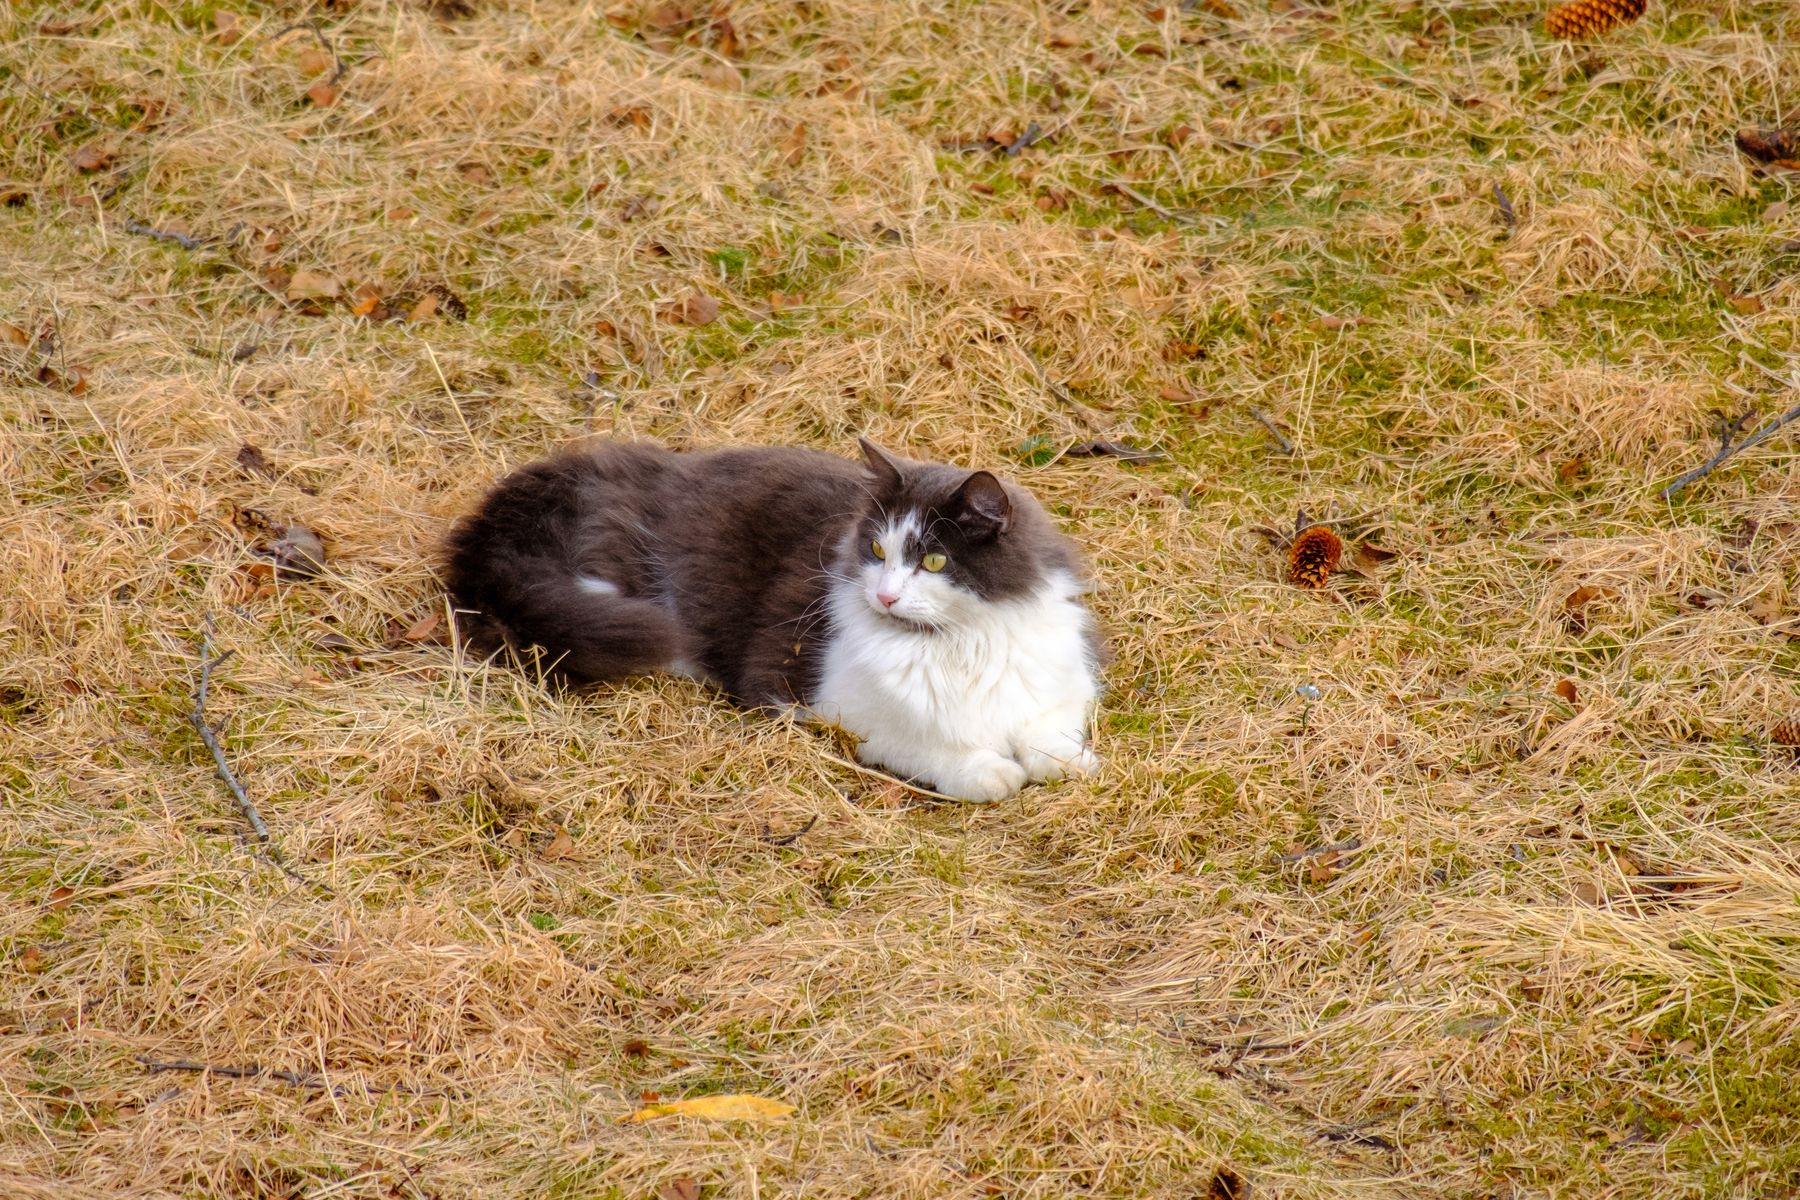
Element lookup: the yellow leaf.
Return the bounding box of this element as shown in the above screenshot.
[287,269,340,301]
[620,1094,796,1124]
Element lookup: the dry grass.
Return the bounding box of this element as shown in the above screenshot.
[4,0,1800,1195]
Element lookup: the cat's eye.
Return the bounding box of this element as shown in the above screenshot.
[921,552,947,573]
[871,540,886,560]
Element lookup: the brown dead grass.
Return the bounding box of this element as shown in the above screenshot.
[5,0,1800,1196]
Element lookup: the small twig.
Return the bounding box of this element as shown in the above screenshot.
[759,815,818,846]
[137,1056,453,1098]
[1249,407,1295,454]
[1001,122,1044,156]
[123,218,211,250]
[1491,183,1516,235]
[1278,837,1362,863]
[1661,359,1800,499]
[268,20,349,85]
[189,618,269,842]
[1104,180,1198,225]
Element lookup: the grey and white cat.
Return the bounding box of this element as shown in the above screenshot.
[443,439,1101,801]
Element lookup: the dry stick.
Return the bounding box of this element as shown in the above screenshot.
[1249,406,1295,454]
[189,621,269,842]
[1661,360,1800,498]
[1278,837,1362,863]
[137,1056,454,1099]
[122,218,211,250]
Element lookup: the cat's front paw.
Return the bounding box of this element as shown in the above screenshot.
[934,752,1028,804]
[1016,737,1099,783]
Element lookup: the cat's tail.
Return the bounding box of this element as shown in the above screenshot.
[442,465,687,686]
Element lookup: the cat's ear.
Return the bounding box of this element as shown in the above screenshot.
[953,471,1012,537]
[858,437,904,492]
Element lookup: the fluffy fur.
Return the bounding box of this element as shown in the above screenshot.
[443,439,1101,801]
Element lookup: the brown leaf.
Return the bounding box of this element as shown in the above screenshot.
[969,180,996,195]
[236,443,276,479]
[385,206,415,221]
[658,1178,700,1200]
[1307,855,1338,884]
[1158,384,1197,404]
[1572,881,1605,906]
[1311,313,1369,331]
[542,826,576,861]
[1349,541,1398,575]
[349,283,382,318]
[1554,678,1580,705]
[286,269,340,302]
[1563,584,1616,612]
[777,122,807,168]
[1,321,29,346]
[297,46,331,76]
[19,945,45,974]
[306,81,340,108]
[622,1038,652,1058]
[1045,28,1083,47]
[662,290,720,326]
[212,10,243,43]
[397,611,444,643]
[407,293,440,322]
[1207,1165,1248,1200]
[47,886,74,913]
[68,139,117,173]
[1556,457,1586,484]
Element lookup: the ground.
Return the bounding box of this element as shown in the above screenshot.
[3,0,1800,1196]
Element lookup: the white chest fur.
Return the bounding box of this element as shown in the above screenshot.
[811,572,1100,802]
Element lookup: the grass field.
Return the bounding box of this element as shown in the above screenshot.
[4,0,1800,1195]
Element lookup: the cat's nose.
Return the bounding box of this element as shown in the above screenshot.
[876,590,900,609]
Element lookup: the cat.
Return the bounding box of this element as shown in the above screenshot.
[442,438,1101,802]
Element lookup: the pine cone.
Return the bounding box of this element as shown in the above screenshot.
[1287,525,1343,589]
[1544,0,1646,38]
[1736,127,1800,169]
[1770,716,1800,748]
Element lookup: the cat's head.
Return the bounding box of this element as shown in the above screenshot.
[841,438,1082,628]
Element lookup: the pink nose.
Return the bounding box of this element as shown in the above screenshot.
[876,591,900,609]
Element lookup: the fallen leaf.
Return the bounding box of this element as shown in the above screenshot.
[407,293,440,322]
[1158,384,1197,404]
[620,1094,796,1124]
[385,206,414,221]
[541,826,576,861]
[1563,584,1616,612]
[1554,678,1580,704]
[1065,439,1165,463]
[19,945,45,974]
[297,46,331,76]
[1307,855,1337,884]
[1573,881,1605,906]
[1207,1165,1248,1200]
[1,321,29,346]
[661,290,720,326]
[658,1178,701,1200]
[1747,592,1785,624]
[621,1038,652,1058]
[236,443,275,479]
[397,611,443,643]
[1311,313,1369,331]
[212,10,243,44]
[1766,200,1791,224]
[777,122,806,168]
[1046,28,1083,47]
[306,81,339,108]
[286,269,340,302]
[1557,457,1586,483]
[68,139,117,173]
[349,283,382,318]
[48,887,74,912]
[1349,541,1398,575]
[1443,1013,1506,1038]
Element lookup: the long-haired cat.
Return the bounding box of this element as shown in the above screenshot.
[443,438,1100,802]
